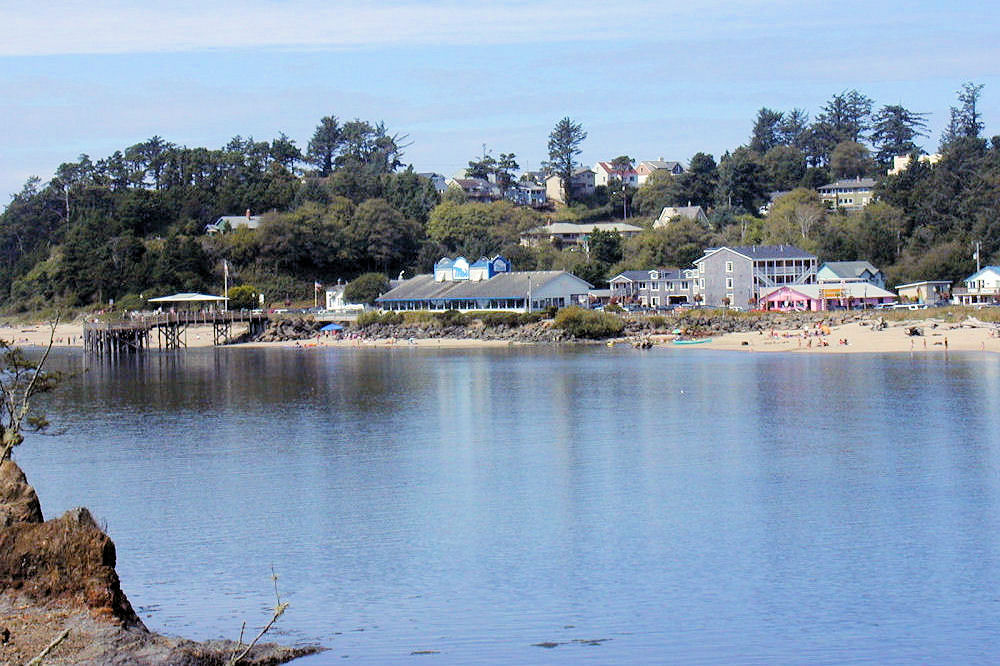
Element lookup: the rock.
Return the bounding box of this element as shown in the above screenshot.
[0,462,323,664]
[0,460,42,526]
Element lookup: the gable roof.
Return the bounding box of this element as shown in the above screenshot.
[965,266,1000,281]
[696,244,816,263]
[819,261,881,278]
[760,283,895,300]
[818,177,876,191]
[638,160,682,171]
[610,268,686,283]
[523,222,644,236]
[595,161,637,176]
[376,271,593,301]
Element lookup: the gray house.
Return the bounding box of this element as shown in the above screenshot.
[609,268,700,307]
[693,245,817,309]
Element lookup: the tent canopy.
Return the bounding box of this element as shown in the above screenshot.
[148,293,227,303]
[320,323,344,331]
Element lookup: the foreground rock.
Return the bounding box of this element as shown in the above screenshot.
[0,459,322,665]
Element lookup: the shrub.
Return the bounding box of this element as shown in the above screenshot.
[647,315,667,330]
[554,306,624,339]
[435,309,469,327]
[355,310,403,327]
[226,284,258,310]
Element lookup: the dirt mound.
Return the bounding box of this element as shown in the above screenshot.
[0,460,322,664]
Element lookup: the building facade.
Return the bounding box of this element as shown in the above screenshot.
[817,178,876,210]
[377,257,592,312]
[544,168,596,204]
[694,245,817,309]
[895,280,951,304]
[609,268,700,307]
[816,261,886,290]
[953,267,1000,305]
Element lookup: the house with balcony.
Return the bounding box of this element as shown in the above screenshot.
[693,245,817,309]
[953,266,1000,305]
[816,261,886,290]
[505,181,547,208]
[817,177,876,210]
[445,177,501,203]
[609,268,700,307]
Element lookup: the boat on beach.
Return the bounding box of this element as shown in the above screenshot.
[672,337,712,345]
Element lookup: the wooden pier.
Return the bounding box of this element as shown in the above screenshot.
[83,311,268,357]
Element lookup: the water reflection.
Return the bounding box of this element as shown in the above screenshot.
[18,348,1000,664]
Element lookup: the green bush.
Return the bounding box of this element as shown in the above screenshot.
[355,310,403,327]
[226,284,258,310]
[647,315,667,330]
[554,306,624,339]
[435,309,469,327]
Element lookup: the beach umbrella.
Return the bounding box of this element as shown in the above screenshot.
[320,323,344,331]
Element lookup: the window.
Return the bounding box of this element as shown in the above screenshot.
[699,278,705,289]
[726,277,734,289]
[725,261,734,273]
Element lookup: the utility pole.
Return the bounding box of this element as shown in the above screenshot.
[975,240,982,272]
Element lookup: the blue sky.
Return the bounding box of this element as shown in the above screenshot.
[2,0,998,201]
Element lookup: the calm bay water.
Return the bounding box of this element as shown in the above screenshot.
[17,347,1000,664]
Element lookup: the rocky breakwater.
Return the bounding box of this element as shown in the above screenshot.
[354,319,573,343]
[623,310,875,338]
[0,459,322,665]
[254,316,322,342]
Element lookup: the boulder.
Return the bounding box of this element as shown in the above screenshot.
[0,460,43,526]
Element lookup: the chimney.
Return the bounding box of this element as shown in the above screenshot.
[246,208,252,220]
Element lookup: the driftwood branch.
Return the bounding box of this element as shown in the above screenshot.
[226,567,288,666]
[26,627,70,665]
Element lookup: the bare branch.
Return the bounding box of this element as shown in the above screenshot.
[27,628,70,666]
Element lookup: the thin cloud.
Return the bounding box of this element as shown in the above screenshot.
[0,0,728,56]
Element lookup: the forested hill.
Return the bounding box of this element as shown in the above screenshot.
[2,88,999,314]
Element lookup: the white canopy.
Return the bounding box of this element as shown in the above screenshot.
[147,292,227,303]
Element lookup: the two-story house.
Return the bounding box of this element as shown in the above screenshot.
[545,168,596,204]
[609,268,700,307]
[635,159,684,186]
[953,266,1000,305]
[693,245,817,309]
[593,161,639,188]
[817,177,876,210]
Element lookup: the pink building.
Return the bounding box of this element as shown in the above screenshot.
[760,284,895,311]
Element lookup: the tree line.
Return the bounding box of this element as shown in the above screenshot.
[0,83,996,313]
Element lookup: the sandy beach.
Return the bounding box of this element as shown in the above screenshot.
[672,317,1000,354]
[3,315,999,354]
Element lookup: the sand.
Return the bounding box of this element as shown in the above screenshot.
[4,316,999,355]
[672,318,1000,354]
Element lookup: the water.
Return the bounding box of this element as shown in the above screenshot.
[16,347,1000,663]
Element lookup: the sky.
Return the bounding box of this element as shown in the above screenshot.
[2,0,999,202]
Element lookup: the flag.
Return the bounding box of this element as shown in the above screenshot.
[314,281,322,291]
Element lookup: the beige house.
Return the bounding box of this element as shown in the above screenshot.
[887,153,941,175]
[817,177,876,210]
[544,168,596,204]
[635,159,684,186]
[895,280,951,304]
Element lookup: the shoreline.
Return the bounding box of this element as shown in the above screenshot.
[5,317,1000,356]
